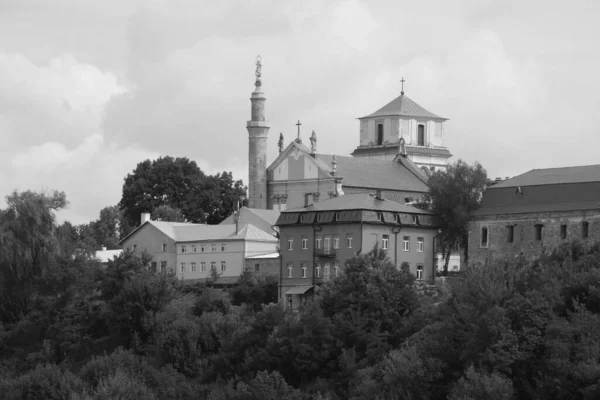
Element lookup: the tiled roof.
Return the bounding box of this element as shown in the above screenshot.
[285,193,433,214]
[360,94,447,120]
[246,208,281,227]
[316,154,429,192]
[493,164,600,188]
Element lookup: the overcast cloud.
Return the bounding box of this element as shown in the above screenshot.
[1,0,599,224]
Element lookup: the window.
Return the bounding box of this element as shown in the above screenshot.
[160,261,167,273]
[377,212,383,221]
[192,245,197,252]
[560,224,567,240]
[334,212,340,222]
[211,244,217,252]
[416,265,423,280]
[181,245,186,253]
[382,235,389,250]
[453,265,459,271]
[180,262,186,273]
[413,215,419,225]
[151,261,157,272]
[221,261,226,272]
[287,263,293,278]
[301,263,307,278]
[480,226,489,247]
[403,236,410,251]
[324,263,331,278]
[324,237,331,254]
[288,237,294,251]
[377,123,384,145]
[534,224,543,241]
[201,245,205,252]
[315,237,322,249]
[583,221,589,238]
[302,238,308,250]
[417,237,424,252]
[417,124,425,146]
[507,225,514,243]
[347,234,353,248]
[162,243,167,252]
[315,264,321,277]
[191,262,197,272]
[201,262,206,272]
[221,244,226,252]
[333,236,340,249]
[254,263,260,272]
[334,261,340,277]
[210,261,216,272]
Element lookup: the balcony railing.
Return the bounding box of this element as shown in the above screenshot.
[314,249,336,258]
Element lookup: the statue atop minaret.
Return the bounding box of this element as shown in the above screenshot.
[247,56,270,209]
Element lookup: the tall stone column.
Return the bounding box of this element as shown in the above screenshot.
[247,56,270,209]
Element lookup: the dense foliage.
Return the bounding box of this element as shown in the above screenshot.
[4,189,600,399]
[119,156,246,226]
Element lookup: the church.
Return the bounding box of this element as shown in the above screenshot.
[246,57,452,211]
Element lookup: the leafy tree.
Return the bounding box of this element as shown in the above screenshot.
[119,156,246,227]
[0,364,86,400]
[230,270,278,311]
[151,205,185,222]
[0,190,67,322]
[421,159,488,273]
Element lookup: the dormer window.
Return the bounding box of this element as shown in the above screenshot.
[377,212,383,221]
[417,124,425,146]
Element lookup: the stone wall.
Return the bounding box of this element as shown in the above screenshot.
[469,209,600,265]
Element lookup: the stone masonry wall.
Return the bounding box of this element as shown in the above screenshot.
[469,210,600,265]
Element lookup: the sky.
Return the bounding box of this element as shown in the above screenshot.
[1,0,599,225]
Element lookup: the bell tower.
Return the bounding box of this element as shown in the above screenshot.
[247,56,270,209]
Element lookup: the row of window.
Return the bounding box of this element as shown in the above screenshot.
[287,235,424,252]
[286,262,341,279]
[180,243,227,253]
[152,261,226,273]
[480,221,591,247]
[375,123,427,146]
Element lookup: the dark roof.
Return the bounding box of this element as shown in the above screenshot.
[472,181,600,216]
[493,164,600,188]
[360,94,447,120]
[405,146,453,157]
[284,193,433,214]
[316,154,429,192]
[246,208,281,226]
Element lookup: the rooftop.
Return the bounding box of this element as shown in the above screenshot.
[492,164,600,188]
[284,192,433,214]
[360,94,447,120]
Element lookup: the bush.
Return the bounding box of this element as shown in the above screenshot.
[193,289,232,317]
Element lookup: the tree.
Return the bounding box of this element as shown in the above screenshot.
[151,205,185,222]
[422,159,488,274]
[119,156,246,227]
[0,190,67,322]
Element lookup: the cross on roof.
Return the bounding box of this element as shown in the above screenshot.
[295,120,302,143]
[400,77,406,95]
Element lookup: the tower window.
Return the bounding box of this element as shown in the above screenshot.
[582,221,589,238]
[377,124,384,145]
[560,224,567,240]
[534,224,543,241]
[480,226,489,247]
[507,225,514,243]
[418,124,425,146]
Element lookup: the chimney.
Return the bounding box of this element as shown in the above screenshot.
[330,155,338,176]
[141,212,151,225]
[235,201,241,234]
[101,246,107,251]
[376,189,383,200]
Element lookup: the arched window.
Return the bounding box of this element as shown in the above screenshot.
[417,124,425,146]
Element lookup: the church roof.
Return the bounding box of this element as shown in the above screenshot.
[492,164,600,188]
[316,154,429,193]
[285,193,433,214]
[360,94,447,120]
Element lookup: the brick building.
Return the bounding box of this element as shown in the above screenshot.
[469,164,600,265]
[275,192,440,309]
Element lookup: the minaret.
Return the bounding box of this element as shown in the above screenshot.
[247,56,270,209]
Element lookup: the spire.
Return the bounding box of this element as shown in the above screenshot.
[400,77,405,95]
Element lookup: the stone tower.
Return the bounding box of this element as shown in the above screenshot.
[247,56,270,209]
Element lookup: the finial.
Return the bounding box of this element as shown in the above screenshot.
[278,133,284,153]
[255,55,262,89]
[295,120,302,144]
[400,77,405,95]
[310,130,317,156]
[331,154,338,176]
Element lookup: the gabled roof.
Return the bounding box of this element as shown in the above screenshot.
[360,94,447,120]
[267,140,331,173]
[316,154,429,192]
[285,193,433,214]
[492,164,600,188]
[119,221,277,244]
[244,208,280,227]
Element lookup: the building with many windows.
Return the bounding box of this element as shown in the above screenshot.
[119,213,278,284]
[275,192,440,309]
[469,164,600,265]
